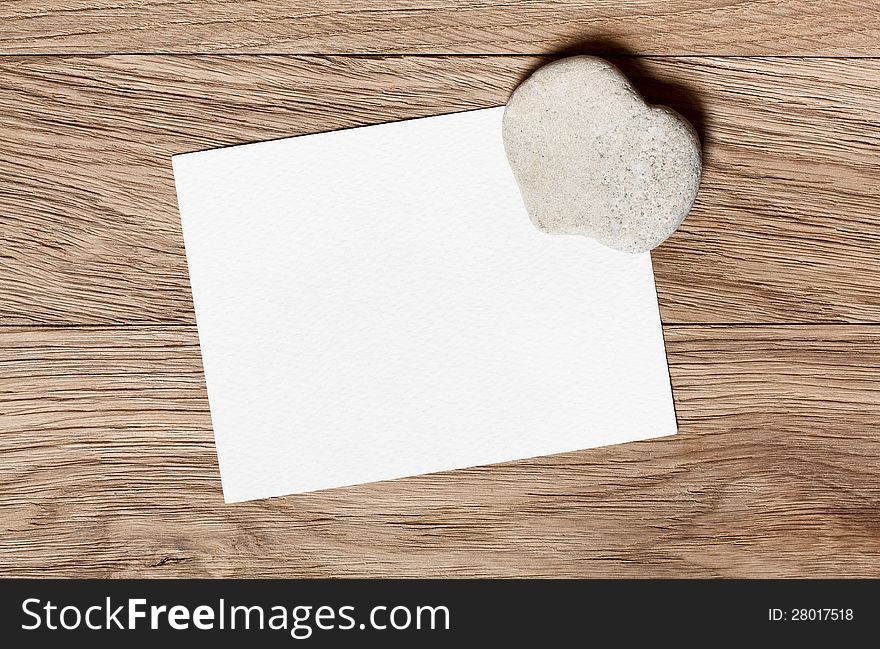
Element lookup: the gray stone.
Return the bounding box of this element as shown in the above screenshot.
[502,56,702,253]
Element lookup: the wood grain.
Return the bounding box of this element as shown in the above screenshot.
[1,1,877,56]
[1,55,878,325]
[2,1,877,580]
[1,324,878,577]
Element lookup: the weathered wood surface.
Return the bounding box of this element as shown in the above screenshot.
[2,3,878,579]
[0,1,877,55]
[1,325,878,577]
[1,55,878,325]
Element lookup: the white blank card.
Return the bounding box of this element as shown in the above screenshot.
[173,107,677,503]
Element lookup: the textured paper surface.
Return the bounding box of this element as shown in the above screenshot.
[172,107,677,503]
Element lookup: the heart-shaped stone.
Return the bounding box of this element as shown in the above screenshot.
[502,56,701,253]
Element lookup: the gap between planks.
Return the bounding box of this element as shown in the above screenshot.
[2,53,879,59]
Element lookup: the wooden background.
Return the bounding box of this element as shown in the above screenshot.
[1,2,879,577]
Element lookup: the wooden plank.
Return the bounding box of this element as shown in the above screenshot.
[0,1,877,56]
[0,324,878,577]
[1,55,878,325]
